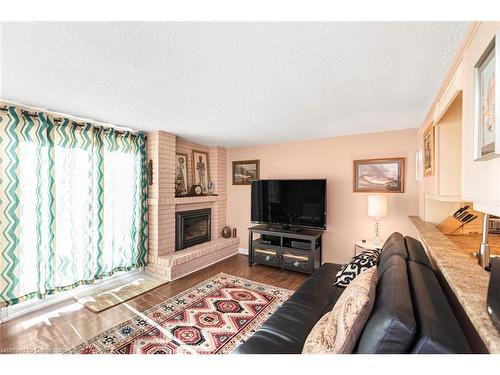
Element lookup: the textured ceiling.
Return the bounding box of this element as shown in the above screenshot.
[0,22,468,147]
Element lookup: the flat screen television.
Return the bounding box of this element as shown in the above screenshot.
[251,179,326,230]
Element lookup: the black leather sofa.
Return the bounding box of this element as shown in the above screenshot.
[234,232,471,354]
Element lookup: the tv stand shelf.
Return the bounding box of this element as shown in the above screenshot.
[248,224,322,274]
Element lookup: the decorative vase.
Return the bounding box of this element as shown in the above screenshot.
[222,226,232,238]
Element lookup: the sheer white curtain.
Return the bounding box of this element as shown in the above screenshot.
[0,106,148,307]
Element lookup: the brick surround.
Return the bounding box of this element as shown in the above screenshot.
[146,131,239,280]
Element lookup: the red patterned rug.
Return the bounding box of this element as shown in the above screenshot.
[69,273,293,354]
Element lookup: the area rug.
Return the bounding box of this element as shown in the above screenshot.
[69,273,293,354]
[75,273,168,313]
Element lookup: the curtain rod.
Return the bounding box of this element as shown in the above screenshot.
[0,106,141,137]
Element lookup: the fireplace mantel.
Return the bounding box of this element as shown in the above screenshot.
[174,195,224,205]
[147,195,224,207]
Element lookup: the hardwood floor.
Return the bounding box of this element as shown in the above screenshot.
[0,254,308,353]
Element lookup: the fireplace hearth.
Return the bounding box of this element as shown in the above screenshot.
[176,208,211,251]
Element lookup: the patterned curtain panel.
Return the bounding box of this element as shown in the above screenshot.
[0,105,148,307]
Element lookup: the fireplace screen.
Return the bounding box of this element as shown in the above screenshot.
[175,208,211,251]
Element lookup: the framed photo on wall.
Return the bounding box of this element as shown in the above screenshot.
[175,153,188,196]
[232,160,260,185]
[353,157,405,193]
[192,150,210,193]
[416,148,423,182]
[474,34,499,160]
[423,123,435,176]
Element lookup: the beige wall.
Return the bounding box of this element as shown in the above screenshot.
[461,22,500,215]
[226,128,419,264]
[437,95,462,198]
[416,94,463,224]
[416,22,500,218]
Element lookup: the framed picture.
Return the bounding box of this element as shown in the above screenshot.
[175,153,188,196]
[192,150,210,193]
[232,160,260,185]
[423,123,435,176]
[474,34,499,160]
[415,148,423,182]
[353,157,405,193]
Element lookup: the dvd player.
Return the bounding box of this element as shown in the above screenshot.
[291,241,311,250]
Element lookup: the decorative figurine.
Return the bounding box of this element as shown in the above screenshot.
[222,226,232,238]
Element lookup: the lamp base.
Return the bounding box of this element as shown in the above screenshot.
[373,219,382,247]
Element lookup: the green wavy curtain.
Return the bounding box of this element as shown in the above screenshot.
[0,105,148,307]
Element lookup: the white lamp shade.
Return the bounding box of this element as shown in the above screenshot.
[368,195,387,218]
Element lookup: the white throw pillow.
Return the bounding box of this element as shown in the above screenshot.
[302,266,378,354]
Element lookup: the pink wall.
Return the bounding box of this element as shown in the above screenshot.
[226,128,419,264]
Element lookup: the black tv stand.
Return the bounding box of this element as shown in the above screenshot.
[248,224,322,274]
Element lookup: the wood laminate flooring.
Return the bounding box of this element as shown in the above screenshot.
[0,254,308,354]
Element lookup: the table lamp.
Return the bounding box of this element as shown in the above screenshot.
[368,195,387,246]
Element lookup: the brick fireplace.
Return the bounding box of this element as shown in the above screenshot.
[145,131,239,280]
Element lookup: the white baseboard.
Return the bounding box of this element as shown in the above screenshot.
[238,247,249,255]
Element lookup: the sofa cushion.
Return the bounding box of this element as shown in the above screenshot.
[379,232,408,265]
[405,236,433,270]
[354,255,416,353]
[233,263,344,354]
[287,274,343,313]
[407,261,471,353]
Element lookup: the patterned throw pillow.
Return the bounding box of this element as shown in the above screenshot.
[333,249,380,287]
[358,249,381,261]
[302,266,378,354]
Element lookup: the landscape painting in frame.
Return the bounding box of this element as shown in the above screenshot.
[353,158,405,193]
[475,35,497,159]
[232,160,260,185]
[423,123,435,176]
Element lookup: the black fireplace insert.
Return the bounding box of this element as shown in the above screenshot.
[175,208,211,251]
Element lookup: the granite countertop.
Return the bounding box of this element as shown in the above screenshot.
[409,216,500,353]
[445,233,500,257]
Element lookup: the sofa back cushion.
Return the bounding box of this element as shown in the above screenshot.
[354,255,416,353]
[379,232,408,265]
[407,261,471,353]
[405,236,433,270]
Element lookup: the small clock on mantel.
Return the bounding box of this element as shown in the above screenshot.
[190,184,203,196]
